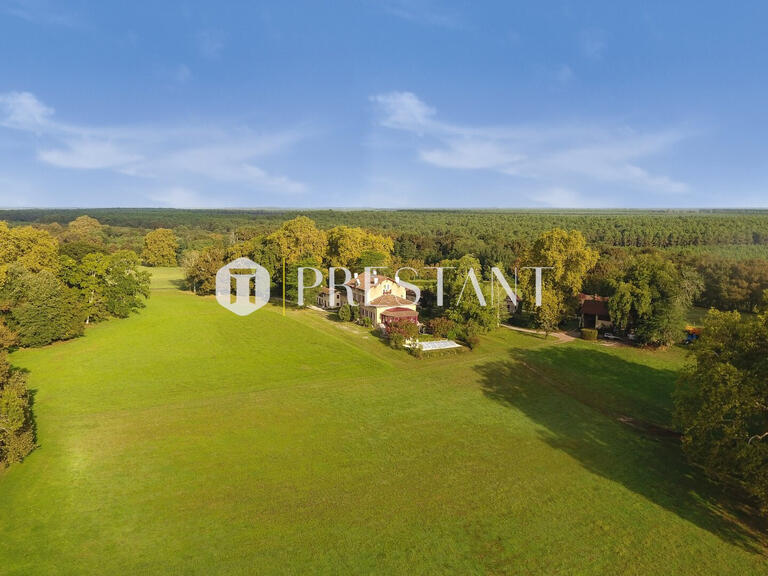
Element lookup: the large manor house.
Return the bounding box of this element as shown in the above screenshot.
[316,271,418,326]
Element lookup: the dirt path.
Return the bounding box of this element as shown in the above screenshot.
[501,324,577,343]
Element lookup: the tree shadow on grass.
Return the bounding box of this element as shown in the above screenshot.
[476,346,768,555]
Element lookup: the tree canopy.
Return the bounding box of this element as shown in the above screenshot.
[608,253,701,345]
[675,309,768,512]
[141,228,179,267]
[266,216,327,264]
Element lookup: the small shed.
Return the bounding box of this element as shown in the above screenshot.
[581,299,612,330]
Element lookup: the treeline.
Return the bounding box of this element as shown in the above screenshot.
[0,217,150,469]
[4,208,768,249]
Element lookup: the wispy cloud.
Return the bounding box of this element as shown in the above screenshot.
[370,91,690,196]
[195,30,225,60]
[579,28,606,61]
[378,0,466,30]
[2,0,84,27]
[0,91,308,201]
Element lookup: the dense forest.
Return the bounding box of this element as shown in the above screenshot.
[4,208,768,249]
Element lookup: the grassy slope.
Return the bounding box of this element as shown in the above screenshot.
[0,268,765,575]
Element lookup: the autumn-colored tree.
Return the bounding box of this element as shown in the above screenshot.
[326,226,393,268]
[66,215,104,244]
[141,228,179,267]
[266,216,327,265]
[534,290,565,339]
[0,222,59,285]
[528,228,598,297]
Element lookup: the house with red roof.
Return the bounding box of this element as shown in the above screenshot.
[316,271,418,326]
[579,293,612,330]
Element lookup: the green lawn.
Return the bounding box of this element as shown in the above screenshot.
[0,268,765,575]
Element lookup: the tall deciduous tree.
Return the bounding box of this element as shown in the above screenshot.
[141,228,179,267]
[442,254,498,332]
[520,228,598,325]
[266,216,327,264]
[66,215,104,244]
[0,222,60,285]
[104,251,151,318]
[183,247,226,294]
[530,229,599,298]
[535,290,565,338]
[675,309,768,511]
[608,253,701,345]
[326,226,393,267]
[1,267,85,347]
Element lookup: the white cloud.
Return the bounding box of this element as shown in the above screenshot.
[371,90,690,196]
[0,91,54,130]
[145,186,224,208]
[370,92,436,131]
[528,187,589,209]
[420,140,524,171]
[39,140,142,169]
[0,91,308,196]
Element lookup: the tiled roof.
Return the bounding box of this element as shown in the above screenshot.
[381,307,418,318]
[582,300,610,316]
[345,272,397,288]
[579,292,609,302]
[368,294,414,307]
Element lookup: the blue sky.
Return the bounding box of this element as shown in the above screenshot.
[1,1,767,208]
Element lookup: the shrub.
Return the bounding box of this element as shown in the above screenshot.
[361,317,372,328]
[428,316,456,339]
[581,328,598,341]
[386,319,419,340]
[389,332,405,349]
[338,304,351,322]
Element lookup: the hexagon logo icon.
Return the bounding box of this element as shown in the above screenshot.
[216,257,271,316]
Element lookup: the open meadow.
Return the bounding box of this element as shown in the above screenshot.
[1,268,766,575]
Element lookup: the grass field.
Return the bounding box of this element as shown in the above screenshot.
[0,268,766,574]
